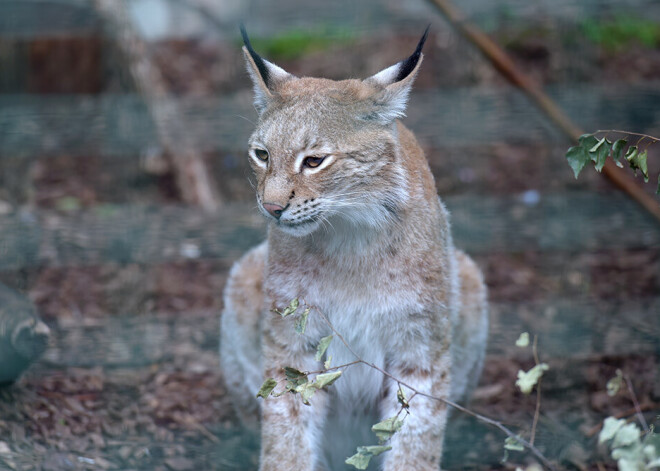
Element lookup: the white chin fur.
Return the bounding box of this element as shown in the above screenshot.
[274,219,321,237]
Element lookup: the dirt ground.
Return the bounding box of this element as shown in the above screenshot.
[0,20,659,471]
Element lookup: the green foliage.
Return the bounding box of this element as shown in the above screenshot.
[599,417,660,471]
[372,416,404,443]
[345,445,392,470]
[315,335,333,362]
[295,307,310,334]
[516,363,549,394]
[273,298,299,317]
[504,436,525,452]
[565,132,658,192]
[256,307,345,406]
[245,27,355,61]
[515,332,530,348]
[396,386,409,410]
[256,367,343,406]
[581,15,660,52]
[256,378,278,399]
[607,369,624,397]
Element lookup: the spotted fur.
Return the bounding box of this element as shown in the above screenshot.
[220,28,488,471]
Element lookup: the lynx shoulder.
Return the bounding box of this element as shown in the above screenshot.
[220,26,488,471]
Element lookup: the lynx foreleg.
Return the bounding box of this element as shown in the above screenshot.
[380,329,452,471]
[259,329,329,471]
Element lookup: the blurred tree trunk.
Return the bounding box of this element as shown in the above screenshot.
[93,0,223,212]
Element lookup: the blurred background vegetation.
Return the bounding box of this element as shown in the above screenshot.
[0,1,658,470]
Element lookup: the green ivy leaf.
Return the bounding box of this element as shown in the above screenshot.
[611,439,644,462]
[637,150,649,182]
[579,133,600,149]
[594,139,611,172]
[345,452,371,470]
[314,370,343,389]
[287,370,342,405]
[600,417,625,443]
[566,145,590,179]
[515,363,549,394]
[397,386,409,409]
[284,367,308,389]
[372,416,404,443]
[515,332,530,348]
[612,423,642,449]
[283,298,299,317]
[589,137,606,153]
[256,378,278,399]
[606,369,623,397]
[295,382,317,405]
[275,298,299,317]
[504,436,525,452]
[615,458,641,471]
[324,356,332,370]
[345,446,392,470]
[625,146,650,182]
[315,335,333,362]
[295,307,310,334]
[611,139,627,162]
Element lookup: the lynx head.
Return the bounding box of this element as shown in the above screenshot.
[241,26,428,237]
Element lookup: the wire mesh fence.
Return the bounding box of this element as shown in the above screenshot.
[0,1,658,470]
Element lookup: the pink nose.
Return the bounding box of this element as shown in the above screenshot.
[263,203,285,219]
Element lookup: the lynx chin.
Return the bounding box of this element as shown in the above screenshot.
[220,26,488,471]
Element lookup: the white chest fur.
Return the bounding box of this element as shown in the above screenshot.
[267,246,429,407]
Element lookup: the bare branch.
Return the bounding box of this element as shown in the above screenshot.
[623,373,649,432]
[530,334,542,446]
[305,302,556,471]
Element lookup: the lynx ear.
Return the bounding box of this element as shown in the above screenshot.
[363,26,429,124]
[240,25,295,114]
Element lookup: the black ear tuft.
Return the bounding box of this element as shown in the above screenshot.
[395,25,430,83]
[240,24,271,88]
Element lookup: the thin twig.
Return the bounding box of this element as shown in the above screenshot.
[623,373,649,432]
[308,303,556,471]
[595,130,660,142]
[304,360,362,376]
[530,335,542,446]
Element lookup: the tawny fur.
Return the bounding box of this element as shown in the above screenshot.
[220,31,488,471]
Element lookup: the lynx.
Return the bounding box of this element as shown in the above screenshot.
[220,26,488,471]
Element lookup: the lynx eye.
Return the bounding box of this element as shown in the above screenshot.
[303,156,325,168]
[253,148,269,162]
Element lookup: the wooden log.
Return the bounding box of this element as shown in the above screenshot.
[0,193,658,270]
[0,283,50,385]
[92,0,222,211]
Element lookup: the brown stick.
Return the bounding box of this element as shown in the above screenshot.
[426,0,660,223]
[93,0,222,212]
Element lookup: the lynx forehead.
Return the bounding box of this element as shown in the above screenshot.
[220,25,489,471]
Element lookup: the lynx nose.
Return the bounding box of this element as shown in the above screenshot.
[263,202,286,220]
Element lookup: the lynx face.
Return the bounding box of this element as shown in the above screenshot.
[242,31,426,237]
[248,88,409,237]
